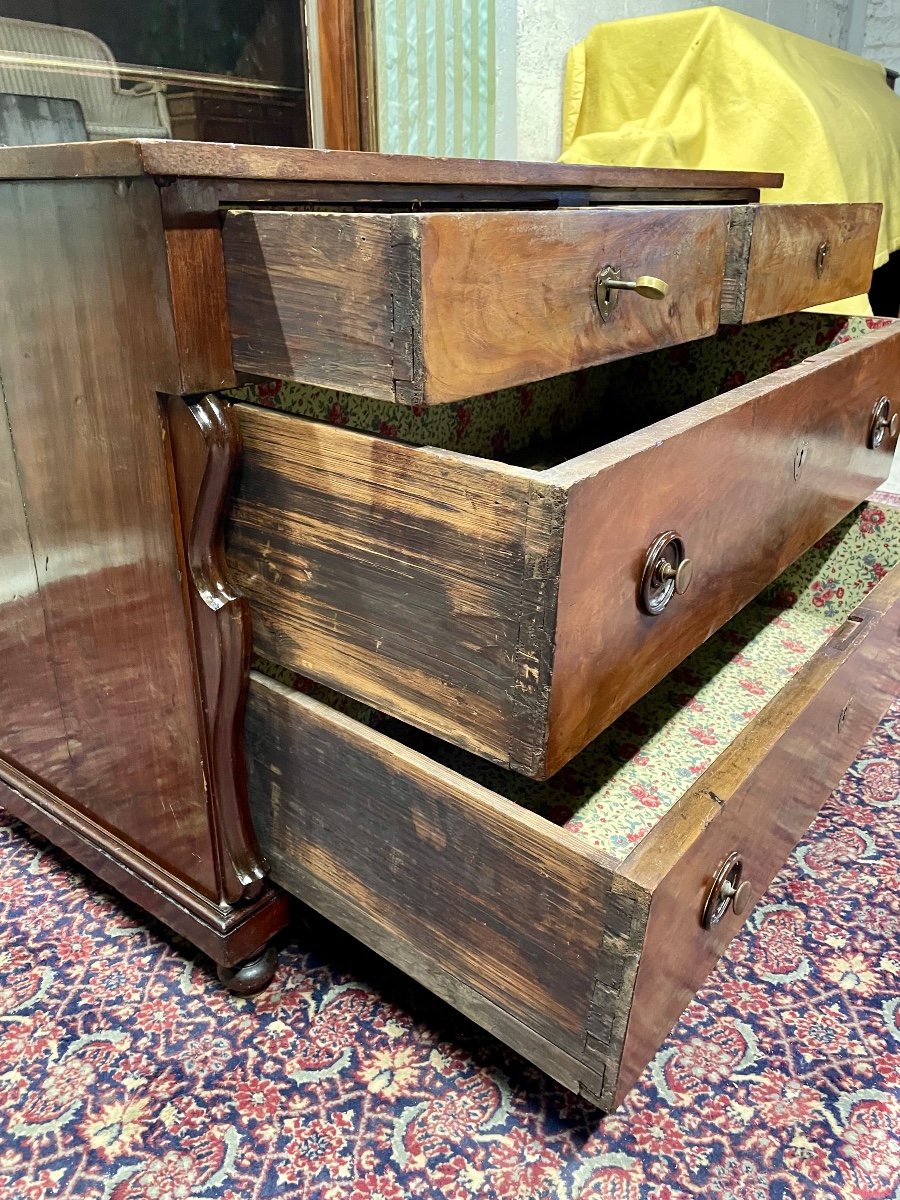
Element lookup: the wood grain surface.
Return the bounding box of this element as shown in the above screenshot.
[159,180,236,393]
[615,565,900,1106]
[245,672,649,1107]
[544,321,900,775]
[0,176,287,969]
[227,406,561,772]
[229,323,900,778]
[246,563,900,1109]
[0,139,784,191]
[224,206,730,403]
[0,178,216,891]
[736,203,881,323]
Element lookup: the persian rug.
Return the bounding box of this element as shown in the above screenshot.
[1,690,899,1200]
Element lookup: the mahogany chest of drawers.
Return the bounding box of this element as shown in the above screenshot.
[0,140,897,1109]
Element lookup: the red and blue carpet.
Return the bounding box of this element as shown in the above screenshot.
[1,715,899,1198]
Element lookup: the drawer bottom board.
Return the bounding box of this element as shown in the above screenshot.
[247,505,900,1108]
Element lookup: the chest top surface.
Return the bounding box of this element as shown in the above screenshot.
[0,138,783,197]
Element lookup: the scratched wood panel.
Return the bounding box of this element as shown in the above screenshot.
[544,322,900,775]
[245,671,649,1107]
[224,205,730,404]
[732,203,881,324]
[0,386,73,781]
[0,138,784,190]
[227,405,563,773]
[246,564,900,1110]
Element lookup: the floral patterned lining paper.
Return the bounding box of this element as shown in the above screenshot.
[228,313,893,469]
[240,314,900,862]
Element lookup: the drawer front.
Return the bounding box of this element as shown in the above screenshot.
[223,206,730,405]
[616,565,900,1107]
[723,203,881,324]
[546,322,900,775]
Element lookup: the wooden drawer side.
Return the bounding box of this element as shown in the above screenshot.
[245,673,650,1103]
[228,408,566,773]
[224,206,730,405]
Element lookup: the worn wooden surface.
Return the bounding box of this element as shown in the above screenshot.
[159,180,236,393]
[616,565,900,1106]
[544,321,900,775]
[230,324,899,777]
[0,176,287,969]
[227,405,561,772]
[735,203,881,323]
[0,139,783,191]
[224,206,730,404]
[246,563,900,1109]
[245,672,649,1108]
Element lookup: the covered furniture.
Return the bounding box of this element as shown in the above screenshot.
[561,6,900,315]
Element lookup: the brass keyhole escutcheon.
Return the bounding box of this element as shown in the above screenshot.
[816,241,830,277]
[869,396,900,449]
[595,264,669,322]
[702,851,754,930]
[640,531,692,615]
[838,697,853,733]
[793,440,809,481]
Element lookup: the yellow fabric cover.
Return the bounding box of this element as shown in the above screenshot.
[560,5,900,315]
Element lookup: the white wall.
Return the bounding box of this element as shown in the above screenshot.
[507,0,879,161]
[864,0,900,72]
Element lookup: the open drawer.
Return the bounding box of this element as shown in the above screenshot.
[227,315,900,778]
[223,202,879,405]
[245,505,900,1111]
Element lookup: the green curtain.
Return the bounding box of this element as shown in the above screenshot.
[375,0,495,157]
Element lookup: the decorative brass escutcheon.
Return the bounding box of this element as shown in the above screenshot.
[816,241,830,277]
[595,264,669,322]
[869,396,900,449]
[640,530,692,615]
[702,851,753,930]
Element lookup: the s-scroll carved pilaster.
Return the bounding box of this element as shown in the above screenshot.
[165,392,267,905]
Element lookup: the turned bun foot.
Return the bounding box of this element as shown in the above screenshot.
[217,944,278,995]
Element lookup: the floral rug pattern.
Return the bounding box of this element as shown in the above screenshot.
[2,693,899,1199]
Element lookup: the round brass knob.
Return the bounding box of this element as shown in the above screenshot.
[631,275,669,299]
[595,265,670,321]
[640,531,691,615]
[732,880,753,916]
[658,556,694,595]
[702,851,754,929]
[869,396,898,449]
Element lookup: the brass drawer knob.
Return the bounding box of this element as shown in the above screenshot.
[869,396,899,449]
[640,530,692,615]
[596,264,669,322]
[702,851,754,929]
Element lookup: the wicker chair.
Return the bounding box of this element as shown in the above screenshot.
[0,17,170,139]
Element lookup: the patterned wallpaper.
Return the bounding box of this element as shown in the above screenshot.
[374,0,496,157]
